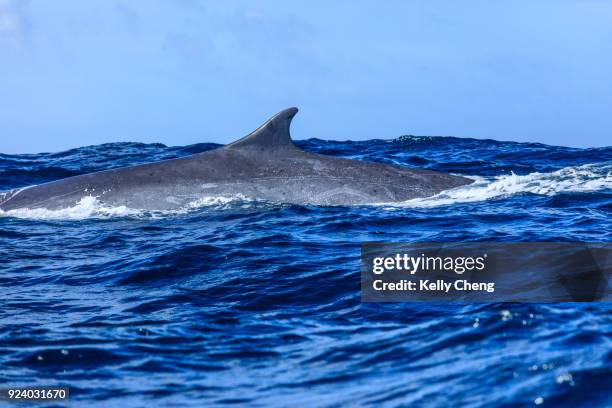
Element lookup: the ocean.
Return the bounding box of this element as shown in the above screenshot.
[1,136,611,407]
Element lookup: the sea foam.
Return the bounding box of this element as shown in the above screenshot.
[391,162,611,208]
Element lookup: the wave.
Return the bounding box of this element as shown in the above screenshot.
[392,162,611,208]
[0,196,140,220]
[0,195,254,220]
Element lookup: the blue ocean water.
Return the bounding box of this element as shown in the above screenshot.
[0,136,611,407]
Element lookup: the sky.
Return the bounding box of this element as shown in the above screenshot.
[1,0,611,153]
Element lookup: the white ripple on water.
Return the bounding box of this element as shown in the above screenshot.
[0,196,141,220]
[390,162,611,208]
[0,195,253,220]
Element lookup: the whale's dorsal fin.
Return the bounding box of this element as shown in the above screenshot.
[226,107,298,150]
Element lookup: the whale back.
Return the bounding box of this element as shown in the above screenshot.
[0,107,474,211]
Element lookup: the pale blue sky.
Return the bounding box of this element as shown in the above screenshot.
[1,0,611,153]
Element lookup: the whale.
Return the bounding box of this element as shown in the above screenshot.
[0,108,472,211]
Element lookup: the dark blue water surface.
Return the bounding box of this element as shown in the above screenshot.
[1,137,611,407]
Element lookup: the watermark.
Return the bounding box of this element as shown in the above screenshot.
[361,242,611,302]
[0,387,69,402]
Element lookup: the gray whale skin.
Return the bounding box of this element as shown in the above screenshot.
[0,108,473,211]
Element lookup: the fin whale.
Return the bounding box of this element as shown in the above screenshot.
[0,108,472,211]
